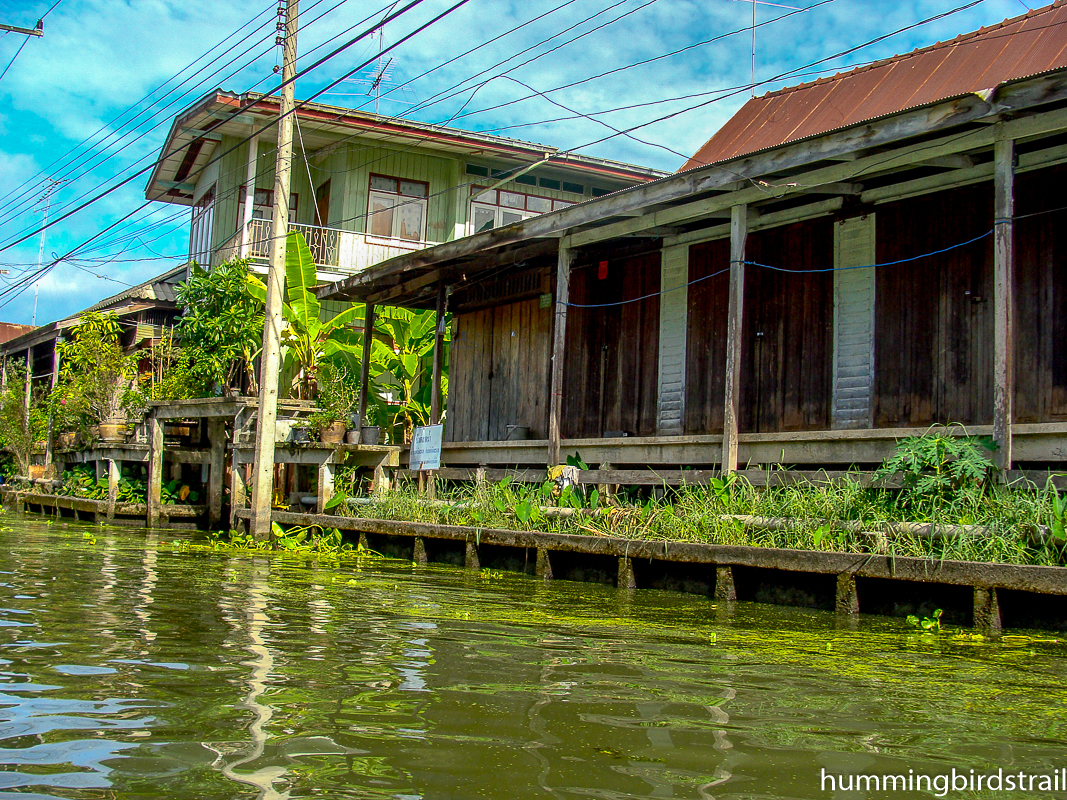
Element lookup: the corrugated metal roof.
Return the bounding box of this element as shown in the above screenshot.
[82,264,186,314]
[680,0,1067,171]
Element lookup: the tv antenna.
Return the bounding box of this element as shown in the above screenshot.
[728,0,805,97]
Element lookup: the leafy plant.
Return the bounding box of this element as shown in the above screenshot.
[246,231,363,399]
[906,608,943,632]
[176,259,264,394]
[369,307,444,444]
[1047,479,1067,543]
[875,426,996,513]
[55,312,141,425]
[0,362,45,476]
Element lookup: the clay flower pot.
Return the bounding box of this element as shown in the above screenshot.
[98,421,126,443]
[319,420,347,444]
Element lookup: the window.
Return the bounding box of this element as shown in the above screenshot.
[189,185,215,266]
[538,177,561,190]
[514,173,537,186]
[562,181,584,195]
[237,187,298,223]
[468,186,571,234]
[465,163,489,177]
[367,174,428,241]
[592,186,612,197]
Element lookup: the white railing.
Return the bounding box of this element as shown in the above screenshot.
[223,219,436,276]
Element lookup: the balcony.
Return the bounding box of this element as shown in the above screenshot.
[214,219,438,281]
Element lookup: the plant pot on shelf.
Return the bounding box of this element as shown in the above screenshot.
[360,426,381,445]
[98,421,126,443]
[345,429,361,445]
[289,426,311,444]
[319,421,346,445]
[56,431,76,450]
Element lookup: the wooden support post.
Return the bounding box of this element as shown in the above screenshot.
[373,462,390,494]
[147,414,164,528]
[465,540,480,570]
[316,460,335,514]
[714,565,737,600]
[993,127,1015,471]
[835,572,859,615]
[44,342,59,473]
[617,556,637,590]
[597,461,614,501]
[535,547,553,580]
[721,205,747,473]
[230,461,248,532]
[413,536,428,565]
[548,238,573,467]
[974,587,1002,636]
[106,459,119,520]
[23,347,31,434]
[206,419,226,528]
[430,281,447,425]
[357,302,376,428]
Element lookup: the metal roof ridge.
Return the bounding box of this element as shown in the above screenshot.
[753,0,1064,103]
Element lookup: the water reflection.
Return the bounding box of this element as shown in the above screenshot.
[0,519,1063,799]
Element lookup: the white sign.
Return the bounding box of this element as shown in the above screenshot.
[409,424,443,471]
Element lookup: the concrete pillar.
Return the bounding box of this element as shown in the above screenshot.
[548,238,573,467]
[721,205,748,472]
[206,419,226,528]
[413,536,428,565]
[993,126,1015,470]
[714,565,737,601]
[618,556,637,590]
[536,548,553,581]
[974,587,1002,636]
[147,414,164,528]
[106,459,119,520]
[229,459,248,532]
[465,540,480,570]
[835,572,860,615]
[316,460,335,514]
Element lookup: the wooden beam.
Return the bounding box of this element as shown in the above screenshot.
[993,126,1015,471]
[548,239,573,467]
[430,282,446,424]
[722,205,747,473]
[357,304,375,427]
[206,419,226,528]
[146,414,164,528]
[364,269,439,305]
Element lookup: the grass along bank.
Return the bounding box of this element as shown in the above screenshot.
[316,430,1067,568]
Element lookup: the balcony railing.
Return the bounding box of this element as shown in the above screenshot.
[213,220,438,277]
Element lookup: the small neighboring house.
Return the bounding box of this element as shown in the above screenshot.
[0,265,186,396]
[312,0,1067,472]
[144,91,667,303]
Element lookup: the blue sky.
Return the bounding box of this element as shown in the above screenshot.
[0,0,1037,325]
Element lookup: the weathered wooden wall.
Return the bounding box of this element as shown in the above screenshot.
[563,252,661,439]
[875,184,994,427]
[446,298,553,442]
[1014,164,1067,424]
[684,218,833,434]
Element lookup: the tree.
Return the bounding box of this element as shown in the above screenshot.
[246,231,363,399]
[55,312,138,425]
[176,259,264,394]
[0,362,45,476]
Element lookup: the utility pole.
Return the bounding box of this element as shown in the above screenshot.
[249,0,299,540]
[32,179,62,327]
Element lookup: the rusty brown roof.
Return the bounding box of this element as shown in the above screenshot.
[680,0,1067,171]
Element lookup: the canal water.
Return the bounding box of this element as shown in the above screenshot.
[1,517,1065,799]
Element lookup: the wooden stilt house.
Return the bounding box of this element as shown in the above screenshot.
[317,2,1067,473]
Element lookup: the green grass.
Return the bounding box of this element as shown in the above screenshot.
[326,474,1066,568]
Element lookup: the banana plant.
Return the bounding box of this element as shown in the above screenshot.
[246,231,363,399]
[370,306,447,443]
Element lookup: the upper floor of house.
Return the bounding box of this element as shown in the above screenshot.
[146,91,666,282]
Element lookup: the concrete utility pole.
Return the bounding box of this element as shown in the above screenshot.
[249,0,299,540]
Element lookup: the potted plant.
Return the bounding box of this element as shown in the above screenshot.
[310,362,357,445]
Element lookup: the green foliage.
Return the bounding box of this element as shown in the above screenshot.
[246,232,363,399]
[139,332,211,401]
[52,465,146,504]
[176,259,264,394]
[55,311,140,424]
[906,608,943,632]
[313,361,358,424]
[160,479,200,505]
[369,306,447,444]
[875,426,996,512]
[0,362,44,475]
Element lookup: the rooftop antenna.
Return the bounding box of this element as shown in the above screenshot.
[728,0,803,97]
[32,178,64,327]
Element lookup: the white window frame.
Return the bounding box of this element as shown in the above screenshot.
[367,175,429,242]
[189,185,215,266]
[468,187,573,235]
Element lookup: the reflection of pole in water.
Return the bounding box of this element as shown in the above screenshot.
[134,532,158,650]
[218,560,289,799]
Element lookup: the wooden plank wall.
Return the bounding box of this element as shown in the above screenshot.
[1014,164,1067,423]
[684,219,833,434]
[562,252,661,439]
[875,183,994,427]
[684,238,730,433]
[446,298,552,442]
